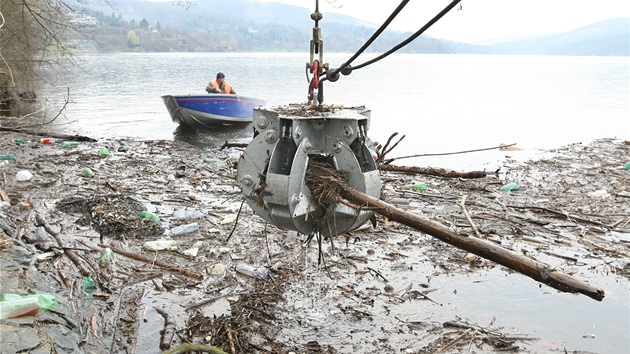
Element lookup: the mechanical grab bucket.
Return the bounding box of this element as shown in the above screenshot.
[237,106,382,237]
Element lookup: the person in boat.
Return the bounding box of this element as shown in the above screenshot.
[206,72,236,94]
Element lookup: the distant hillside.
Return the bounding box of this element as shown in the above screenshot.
[488,17,629,56]
[71,1,627,56]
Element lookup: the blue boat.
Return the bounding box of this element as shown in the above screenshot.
[161,94,266,129]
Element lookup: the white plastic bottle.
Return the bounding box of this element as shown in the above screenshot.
[172,209,204,220]
[170,222,200,236]
[0,297,40,319]
[235,264,269,279]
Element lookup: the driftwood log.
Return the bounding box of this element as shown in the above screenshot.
[378,164,487,179]
[307,162,605,301]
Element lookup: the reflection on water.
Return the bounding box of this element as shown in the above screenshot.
[172,123,256,149]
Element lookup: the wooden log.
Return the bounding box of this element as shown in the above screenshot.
[378,164,487,179]
[100,244,203,280]
[326,177,605,301]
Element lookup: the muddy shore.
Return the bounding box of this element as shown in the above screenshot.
[0,130,628,354]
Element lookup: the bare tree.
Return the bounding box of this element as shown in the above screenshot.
[0,0,115,114]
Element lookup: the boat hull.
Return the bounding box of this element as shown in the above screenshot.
[162,94,266,129]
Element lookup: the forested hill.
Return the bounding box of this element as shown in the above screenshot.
[488,17,629,56]
[74,0,628,56]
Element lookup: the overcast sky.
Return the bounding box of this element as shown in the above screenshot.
[257,0,630,43]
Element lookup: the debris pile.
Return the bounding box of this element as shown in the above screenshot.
[0,130,628,353]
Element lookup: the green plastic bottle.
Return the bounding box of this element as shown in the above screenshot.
[204,157,218,163]
[61,141,79,147]
[83,167,95,178]
[99,248,113,268]
[139,211,160,222]
[15,139,25,145]
[99,149,110,156]
[500,183,519,191]
[408,182,427,191]
[82,277,97,294]
[0,154,15,160]
[624,161,630,171]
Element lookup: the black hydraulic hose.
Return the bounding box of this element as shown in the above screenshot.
[331,0,410,79]
[351,0,461,71]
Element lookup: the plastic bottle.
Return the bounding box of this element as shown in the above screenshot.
[40,138,53,144]
[0,154,15,160]
[235,264,269,279]
[286,230,298,245]
[0,297,40,319]
[407,182,427,191]
[204,157,218,163]
[99,248,113,268]
[15,139,25,145]
[170,222,200,236]
[624,161,630,171]
[172,209,204,220]
[143,239,177,251]
[82,277,97,294]
[15,170,33,182]
[99,149,110,156]
[500,183,519,191]
[83,167,95,178]
[0,294,55,309]
[61,141,79,147]
[139,211,160,222]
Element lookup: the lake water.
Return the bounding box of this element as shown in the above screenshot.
[27,53,630,352]
[39,52,629,171]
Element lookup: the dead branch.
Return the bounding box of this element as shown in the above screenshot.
[160,343,228,354]
[376,132,405,164]
[306,163,605,301]
[156,307,176,350]
[35,214,90,277]
[379,164,487,179]
[506,205,612,229]
[220,141,248,150]
[385,143,518,164]
[100,244,203,280]
[459,195,482,238]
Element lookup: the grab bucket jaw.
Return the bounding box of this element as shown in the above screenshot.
[237,105,381,237]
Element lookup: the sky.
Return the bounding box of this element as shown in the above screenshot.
[257,0,630,43]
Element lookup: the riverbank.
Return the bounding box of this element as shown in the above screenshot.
[1,131,628,353]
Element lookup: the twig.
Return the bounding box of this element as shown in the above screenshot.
[388,143,518,163]
[161,343,228,354]
[156,308,176,350]
[367,266,388,282]
[99,243,203,280]
[459,195,482,238]
[36,214,90,277]
[407,289,440,305]
[580,237,630,258]
[378,134,406,164]
[433,328,473,354]
[225,199,245,242]
[506,205,610,228]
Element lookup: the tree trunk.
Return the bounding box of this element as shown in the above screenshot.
[330,178,605,301]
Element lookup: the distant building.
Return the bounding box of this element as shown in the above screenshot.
[69,14,97,27]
